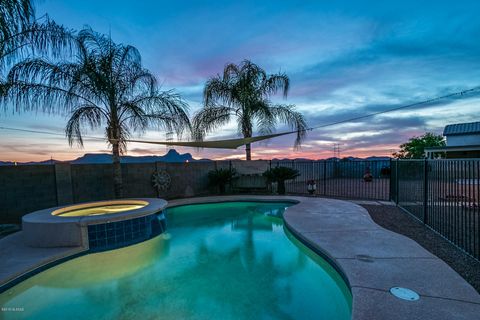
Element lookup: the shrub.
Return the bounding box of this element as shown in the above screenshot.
[263,166,300,195]
[207,168,237,194]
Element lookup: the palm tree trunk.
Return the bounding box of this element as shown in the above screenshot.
[245,143,252,161]
[112,142,123,198]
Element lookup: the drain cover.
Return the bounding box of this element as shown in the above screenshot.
[390,287,420,301]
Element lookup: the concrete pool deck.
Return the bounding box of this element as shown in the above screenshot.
[1,195,479,319]
[0,232,85,288]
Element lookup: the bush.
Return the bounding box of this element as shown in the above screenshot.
[207,168,237,194]
[263,166,300,195]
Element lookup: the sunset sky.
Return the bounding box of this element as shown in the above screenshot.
[1,0,480,161]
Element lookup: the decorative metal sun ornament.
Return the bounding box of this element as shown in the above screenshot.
[152,170,171,191]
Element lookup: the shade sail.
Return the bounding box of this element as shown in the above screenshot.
[126,132,293,149]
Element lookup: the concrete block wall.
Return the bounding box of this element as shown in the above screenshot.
[0,159,393,224]
[0,165,57,223]
[0,162,218,223]
[71,164,115,203]
[160,162,216,198]
[122,163,157,198]
[55,163,73,205]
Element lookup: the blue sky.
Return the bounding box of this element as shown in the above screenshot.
[1,0,480,161]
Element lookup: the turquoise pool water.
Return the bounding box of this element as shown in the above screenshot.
[0,201,351,319]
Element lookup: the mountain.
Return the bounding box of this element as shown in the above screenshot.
[0,159,63,166]
[0,149,391,166]
[271,156,391,162]
[72,149,210,164]
[365,156,391,161]
[0,149,211,165]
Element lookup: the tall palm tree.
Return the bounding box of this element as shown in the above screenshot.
[193,60,307,160]
[6,28,191,198]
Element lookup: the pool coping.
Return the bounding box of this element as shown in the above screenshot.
[1,196,479,319]
[21,198,167,248]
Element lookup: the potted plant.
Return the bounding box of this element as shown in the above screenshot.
[380,166,391,177]
[207,168,237,194]
[263,167,300,195]
[307,179,317,195]
[363,166,373,182]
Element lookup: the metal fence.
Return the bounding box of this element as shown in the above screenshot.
[391,159,480,260]
[270,160,391,200]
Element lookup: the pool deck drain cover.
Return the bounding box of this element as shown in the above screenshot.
[390,287,420,301]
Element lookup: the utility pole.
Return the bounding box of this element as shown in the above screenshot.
[333,143,341,159]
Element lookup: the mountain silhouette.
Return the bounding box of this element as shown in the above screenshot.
[0,149,211,165]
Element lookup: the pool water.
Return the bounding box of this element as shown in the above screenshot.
[0,201,352,320]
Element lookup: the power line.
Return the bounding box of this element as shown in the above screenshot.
[305,86,480,132]
[1,86,479,143]
[0,126,106,141]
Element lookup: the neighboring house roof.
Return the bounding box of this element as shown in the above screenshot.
[425,145,480,152]
[443,121,480,136]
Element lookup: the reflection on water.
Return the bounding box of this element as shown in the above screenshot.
[0,202,351,320]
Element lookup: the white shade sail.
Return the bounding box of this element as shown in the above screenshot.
[126,132,293,149]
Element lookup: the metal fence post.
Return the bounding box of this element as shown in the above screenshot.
[389,158,392,202]
[423,158,429,224]
[395,159,399,205]
[323,161,327,196]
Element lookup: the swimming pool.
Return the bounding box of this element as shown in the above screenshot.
[0,201,352,319]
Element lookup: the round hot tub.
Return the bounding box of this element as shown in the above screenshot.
[51,200,149,217]
[22,198,167,251]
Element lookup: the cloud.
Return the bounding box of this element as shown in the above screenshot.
[2,0,479,161]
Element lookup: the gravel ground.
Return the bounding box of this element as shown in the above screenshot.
[362,204,480,293]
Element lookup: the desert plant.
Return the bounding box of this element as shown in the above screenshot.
[263,166,300,195]
[380,166,391,176]
[193,60,307,160]
[207,168,237,194]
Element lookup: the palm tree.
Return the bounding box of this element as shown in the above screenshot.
[192,60,307,160]
[0,0,74,96]
[6,28,190,198]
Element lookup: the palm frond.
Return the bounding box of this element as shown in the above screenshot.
[192,105,234,141]
[0,0,33,45]
[204,76,234,107]
[1,16,76,70]
[268,104,308,147]
[263,73,289,98]
[65,105,105,147]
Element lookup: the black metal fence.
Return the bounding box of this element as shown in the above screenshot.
[391,159,480,260]
[270,160,391,200]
